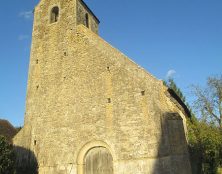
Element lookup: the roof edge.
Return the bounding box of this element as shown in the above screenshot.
[167,88,191,118]
[79,0,100,24]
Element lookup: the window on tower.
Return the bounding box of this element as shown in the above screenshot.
[50,6,59,23]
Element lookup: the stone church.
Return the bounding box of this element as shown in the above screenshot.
[14,0,192,173]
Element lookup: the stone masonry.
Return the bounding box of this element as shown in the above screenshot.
[13,0,192,173]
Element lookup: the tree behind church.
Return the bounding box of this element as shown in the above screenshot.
[192,75,222,128]
[164,77,222,174]
[191,75,222,173]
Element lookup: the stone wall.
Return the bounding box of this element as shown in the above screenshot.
[13,0,191,173]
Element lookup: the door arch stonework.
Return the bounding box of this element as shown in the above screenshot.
[84,147,113,174]
[77,141,115,174]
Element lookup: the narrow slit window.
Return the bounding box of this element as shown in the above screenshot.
[50,6,59,23]
[141,90,145,96]
[85,13,89,28]
[107,98,111,103]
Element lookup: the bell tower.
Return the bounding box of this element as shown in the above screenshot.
[33,0,99,33]
[76,0,100,33]
[24,0,100,125]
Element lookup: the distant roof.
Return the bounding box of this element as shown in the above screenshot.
[0,119,17,143]
[80,0,100,24]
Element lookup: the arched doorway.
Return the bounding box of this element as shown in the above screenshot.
[84,147,113,174]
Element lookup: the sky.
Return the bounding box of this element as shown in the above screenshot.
[0,0,221,127]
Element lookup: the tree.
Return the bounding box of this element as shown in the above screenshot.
[165,77,222,174]
[190,75,222,174]
[192,75,222,128]
[188,118,222,174]
[0,136,15,174]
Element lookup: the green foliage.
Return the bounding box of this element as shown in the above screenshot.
[188,119,222,174]
[164,76,222,174]
[189,75,222,173]
[218,168,222,174]
[0,136,15,174]
[192,75,222,128]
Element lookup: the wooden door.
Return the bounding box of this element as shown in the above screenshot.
[84,147,113,174]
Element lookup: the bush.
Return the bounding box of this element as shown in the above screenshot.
[188,119,222,174]
[0,136,15,174]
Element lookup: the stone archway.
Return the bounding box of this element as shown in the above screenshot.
[77,141,115,174]
[84,147,113,174]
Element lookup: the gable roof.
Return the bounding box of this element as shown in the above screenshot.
[0,119,17,143]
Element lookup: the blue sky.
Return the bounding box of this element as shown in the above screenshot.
[0,0,221,126]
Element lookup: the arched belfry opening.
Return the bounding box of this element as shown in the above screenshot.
[84,147,113,174]
[50,6,59,23]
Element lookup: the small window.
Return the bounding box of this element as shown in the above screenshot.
[85,13,89,28]
[107,98,112,103]
[50,6,59,23]
[141,91,145,96]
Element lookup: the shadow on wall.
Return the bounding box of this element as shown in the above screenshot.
[14,146,38,174]
[152,112,191,174]
[12,113,191,174]
[189,145,202,174]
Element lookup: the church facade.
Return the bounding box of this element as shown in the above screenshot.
[14,0,192,173]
